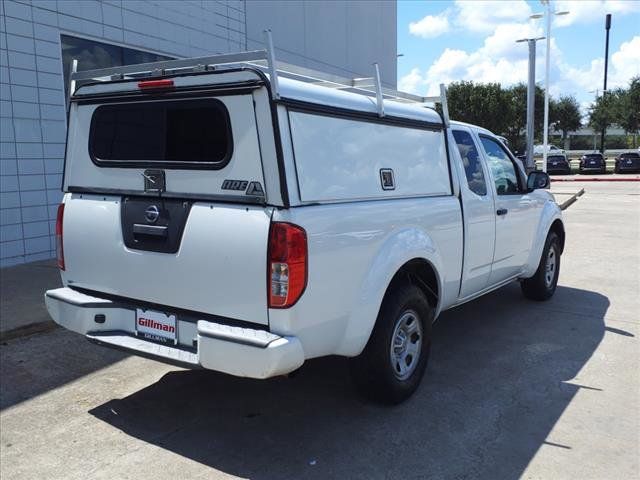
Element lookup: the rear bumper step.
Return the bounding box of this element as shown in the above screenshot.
[45,287,304,379]
[87,332,200,369]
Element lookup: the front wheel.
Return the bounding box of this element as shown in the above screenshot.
[349,282,433,405]
[521,231,561,301]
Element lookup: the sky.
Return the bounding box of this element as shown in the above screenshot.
[397,0,640,113]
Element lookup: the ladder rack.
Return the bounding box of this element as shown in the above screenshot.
[69,30,450,126]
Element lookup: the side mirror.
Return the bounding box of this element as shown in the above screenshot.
[527,171,550,190]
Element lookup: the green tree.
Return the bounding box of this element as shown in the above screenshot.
[613,77,640,146]
[551,95,582,149]
[588,93,615,137]
[503,83,546,151]
[445,81,510,135]
[503,83,527,149]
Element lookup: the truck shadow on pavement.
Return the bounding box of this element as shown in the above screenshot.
[89,283,608,480]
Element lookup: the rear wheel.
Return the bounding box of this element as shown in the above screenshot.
[349,282,433,404]
[521,231,560,301]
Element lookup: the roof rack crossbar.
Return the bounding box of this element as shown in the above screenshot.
[68,30,450,126]
[70,50,269,82]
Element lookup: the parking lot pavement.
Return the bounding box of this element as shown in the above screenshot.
[1,182,638,480]
[0,259,60,340]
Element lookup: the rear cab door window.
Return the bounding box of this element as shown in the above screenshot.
[452,129,488,196]
[478,134,537,283]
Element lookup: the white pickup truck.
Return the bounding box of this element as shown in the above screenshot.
[45,49,564,404]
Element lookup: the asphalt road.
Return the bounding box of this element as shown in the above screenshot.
[1,181,638,480]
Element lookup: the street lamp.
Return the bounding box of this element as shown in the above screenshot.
[588,88,608,151]
[516,36,545,172]
[532,2,569,172]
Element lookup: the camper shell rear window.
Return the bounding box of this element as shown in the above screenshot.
[89,98,233,169]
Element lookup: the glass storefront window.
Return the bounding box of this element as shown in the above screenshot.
[61,35,174,101]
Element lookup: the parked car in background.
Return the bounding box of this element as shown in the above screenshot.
[534,144,564,155]
[614,152,640,174]
[546,154,572,175]
[579,153,607,174]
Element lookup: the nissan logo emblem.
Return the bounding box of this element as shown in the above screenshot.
[144,205,160,223]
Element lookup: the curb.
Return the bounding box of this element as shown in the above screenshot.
[0,321,57,342]
[559,188,585,211]
[551,177,640,182]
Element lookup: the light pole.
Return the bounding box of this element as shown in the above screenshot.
[589,89,603,151]
[600,14,612,154]
[533,2,569,173]
[516,36,545,172]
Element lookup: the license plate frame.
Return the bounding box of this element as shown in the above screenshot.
[135,308,177,344]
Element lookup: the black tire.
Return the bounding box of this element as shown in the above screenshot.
[349,282,433,405]
[521,231,560,301]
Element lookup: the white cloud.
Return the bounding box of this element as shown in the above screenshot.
[399,19,546,96]
[554,0,640,27]
[557,36,640,94]
[401,1,639,105]
[401,35,639,105]
[610,36,640,86]
[398,67,426,94]
[409,12,450,38]
[454,0,532,33]
[480,22,543,60]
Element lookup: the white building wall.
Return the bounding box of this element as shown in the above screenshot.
[245,0,397,87]
[1,0,396,267]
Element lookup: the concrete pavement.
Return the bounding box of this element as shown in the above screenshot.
[0,181,638,479]
[0,259,60,340]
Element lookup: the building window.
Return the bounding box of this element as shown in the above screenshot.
[61,35,174,101]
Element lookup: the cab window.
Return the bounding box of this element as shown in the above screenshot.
[452,130,487,196]
[479,136,521,195]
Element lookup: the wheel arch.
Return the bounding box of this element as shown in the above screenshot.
[522,203,565,278]
[386,258,440,310]
[549,218,565,254]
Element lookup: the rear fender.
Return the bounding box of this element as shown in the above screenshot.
[336,227,443,356]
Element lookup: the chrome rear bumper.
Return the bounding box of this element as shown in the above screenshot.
[45,287,304,378]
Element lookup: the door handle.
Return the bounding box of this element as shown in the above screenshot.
[496,208,508,216]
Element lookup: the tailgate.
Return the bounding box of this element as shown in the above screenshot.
[62,194,272,325]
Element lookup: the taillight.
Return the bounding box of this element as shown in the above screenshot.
[268,222,307,308]
[55,203,65,270]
